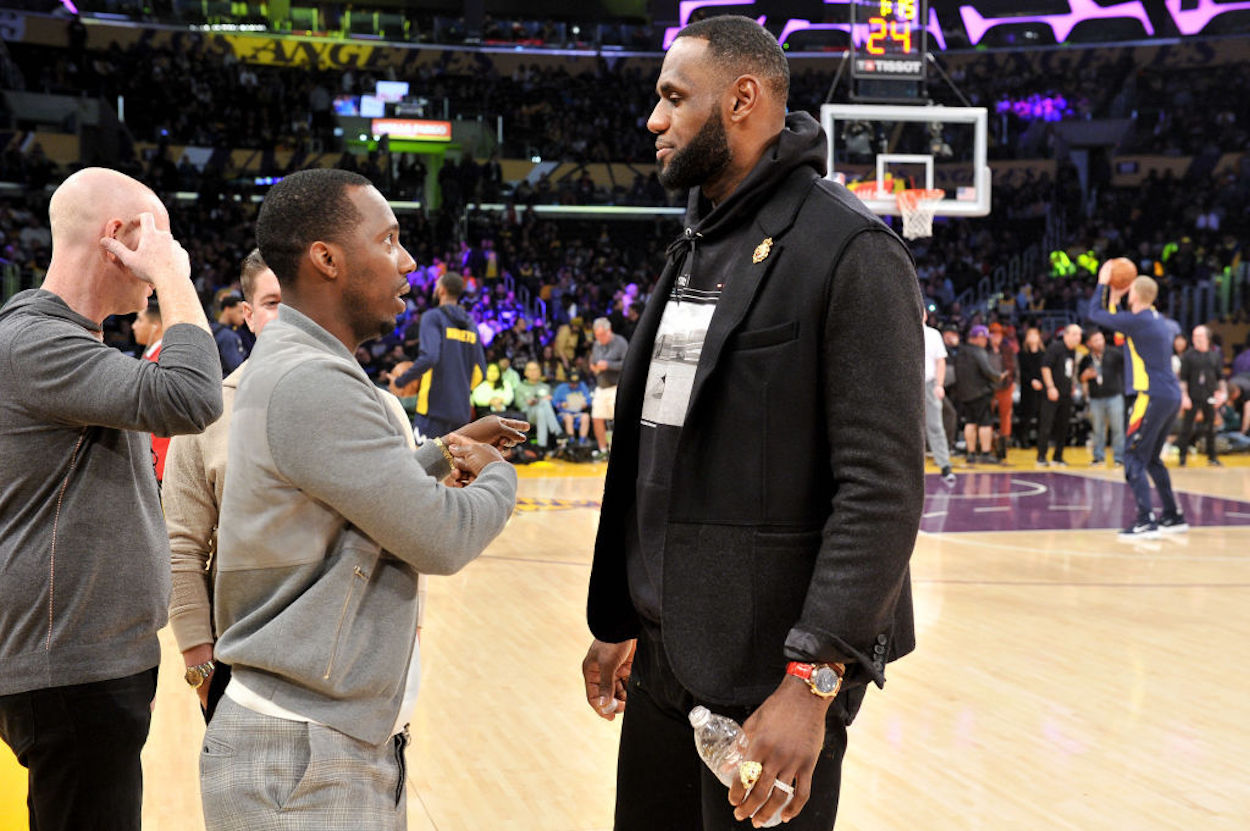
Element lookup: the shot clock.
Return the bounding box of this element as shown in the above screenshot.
[851,0,928,81]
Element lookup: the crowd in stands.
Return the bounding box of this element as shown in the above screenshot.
[4,27,1250,460]
[7,34,1249,168]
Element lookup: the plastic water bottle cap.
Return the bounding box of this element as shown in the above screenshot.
[688,706,711,728]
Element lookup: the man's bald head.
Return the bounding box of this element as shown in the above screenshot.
[44,168,171,319]
[48,168,167,255]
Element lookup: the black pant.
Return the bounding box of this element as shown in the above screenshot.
[1178,399,1217,462]
[614,626,857,831]
[1037,398,1073,461]
[1125,394,1180,522]
[0,667,157,831]
[202,661,232,724]
[941,393,958,449]
[1018,384,1041,445]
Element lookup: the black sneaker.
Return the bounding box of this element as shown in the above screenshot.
[1159,513,1189,533]
[1051,459,1069,468]
[1119,519,1160,540]
[1208,458,1223,467]
[940,466,956,485]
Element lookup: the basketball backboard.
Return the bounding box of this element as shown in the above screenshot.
[820,103,991,218]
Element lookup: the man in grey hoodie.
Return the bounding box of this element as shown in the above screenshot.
[0,168,223,831]
[200,169,522,831]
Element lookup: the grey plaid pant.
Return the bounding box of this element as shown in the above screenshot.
[200,696,407,831]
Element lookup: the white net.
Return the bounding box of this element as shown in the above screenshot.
[898,189,944,240]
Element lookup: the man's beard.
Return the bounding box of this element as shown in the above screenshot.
[657,110,731,192]
[343,283,398,343]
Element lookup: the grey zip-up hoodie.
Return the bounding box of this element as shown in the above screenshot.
[0,289,223,695]
[214,305,517,745]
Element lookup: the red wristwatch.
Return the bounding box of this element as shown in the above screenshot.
[786,661,845,699]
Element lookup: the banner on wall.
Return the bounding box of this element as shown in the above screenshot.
[370,118,452,141]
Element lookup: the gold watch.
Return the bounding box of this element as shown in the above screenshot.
[184,660,215,689]
[785,661,845,698]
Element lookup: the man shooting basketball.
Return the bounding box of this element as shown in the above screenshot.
[581,16,924,830]
[1087,260,1186,539]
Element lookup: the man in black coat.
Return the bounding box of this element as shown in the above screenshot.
[580,16,924,831]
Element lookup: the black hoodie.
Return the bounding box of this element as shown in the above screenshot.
[627,113,830,622]
[0,289,222,695]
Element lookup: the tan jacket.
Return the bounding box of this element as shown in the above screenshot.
[165,362,427,653]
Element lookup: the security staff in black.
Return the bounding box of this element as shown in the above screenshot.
[580,17,923,831]
[1177,325,1225,467]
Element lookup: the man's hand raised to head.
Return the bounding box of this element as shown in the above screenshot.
[100,212,190,288]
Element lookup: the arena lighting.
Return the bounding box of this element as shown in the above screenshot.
[1166,0,1250,35]
[959,0,1154,45]
[664,0,1247,52]
[58,0,79,14]
[468,203,686,217]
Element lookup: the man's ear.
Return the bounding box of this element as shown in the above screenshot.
[101,218,125,265]
[727,75,763,124]
[309,241,342,281]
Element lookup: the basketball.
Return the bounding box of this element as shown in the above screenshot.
[1107,257,1138,291]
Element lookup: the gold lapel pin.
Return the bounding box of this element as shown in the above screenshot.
[752,237,773,264]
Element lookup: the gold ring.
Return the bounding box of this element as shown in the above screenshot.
[739,760,762,789]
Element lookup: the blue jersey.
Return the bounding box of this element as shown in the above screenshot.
[1086,291,1180,400]
[394,304,485,424]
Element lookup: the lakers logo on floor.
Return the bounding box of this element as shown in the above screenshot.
[514,497,603,513]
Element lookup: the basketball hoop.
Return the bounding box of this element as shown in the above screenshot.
[897,188,945,240]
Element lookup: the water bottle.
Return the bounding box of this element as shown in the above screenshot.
[689,706,792,828]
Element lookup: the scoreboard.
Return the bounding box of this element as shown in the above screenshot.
[850,0,927,81]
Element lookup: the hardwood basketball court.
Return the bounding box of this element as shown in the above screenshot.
[3,452,1248,830]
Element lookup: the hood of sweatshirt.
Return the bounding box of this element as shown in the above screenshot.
[0,289,101,334]
[682,111,827,242]
[438,303,475,330]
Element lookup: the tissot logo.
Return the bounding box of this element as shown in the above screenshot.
[857,59,922,74]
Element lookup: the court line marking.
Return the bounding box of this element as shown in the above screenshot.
[482,554,591,567]
[973,506,1011,513]
[913,578,1250,588]
[933,469,1250,505]
[918,530,1250,561]
[925,478,1048,500]
[477,554,1250,587]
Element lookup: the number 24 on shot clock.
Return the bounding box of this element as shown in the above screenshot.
[852,0,927,81]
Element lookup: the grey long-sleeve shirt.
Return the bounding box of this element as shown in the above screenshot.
[213,304,516,744]
[0,289,222,695]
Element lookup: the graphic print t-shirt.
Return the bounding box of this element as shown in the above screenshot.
[626,254,723,623]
